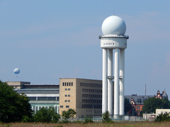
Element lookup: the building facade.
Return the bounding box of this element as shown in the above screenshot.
[6,81,60,114]
[125,90,168,116]
[125,94,154,116]
[59,78,106,118]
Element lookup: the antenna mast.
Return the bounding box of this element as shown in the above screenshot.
[145,84,146,96]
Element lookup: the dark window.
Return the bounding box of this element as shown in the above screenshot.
[38,97,46,101]
[47,97,56,101]
[57,97,59,101]
[68,88,70,91]
[137,106,140,109]
[38,97,56,101]
[65,88,67,91]
[65,95,67,97]
[137,99,141,103]
[63,82,64,86]
[65,100,67,102]
[66,105,69,108]
[68,95,70,97]
[28,97,36,101]
[60,105,63,108]
[68,100,70,102]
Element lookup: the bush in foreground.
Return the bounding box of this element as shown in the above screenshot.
[155,113,170,122]
[84,116,93,124]
[34,107,60,123]
[102,111,113,123]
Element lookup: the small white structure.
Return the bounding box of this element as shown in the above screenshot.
[156,109,170,116]
[99,15,129,118]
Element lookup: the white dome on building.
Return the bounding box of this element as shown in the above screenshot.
[102,15,126,35]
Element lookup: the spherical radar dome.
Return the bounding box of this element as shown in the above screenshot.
[14,68,20,74]
[102,15,126,35]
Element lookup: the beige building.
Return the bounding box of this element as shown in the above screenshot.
[59,78,105,118]
[156,109,170,116]
[6,81,30,89]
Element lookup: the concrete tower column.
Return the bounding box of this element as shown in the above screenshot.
[119,49,125,116]
[114,48,120,118]
[102,48,108,114]
[108,49,113,116]
[100,15,129,118]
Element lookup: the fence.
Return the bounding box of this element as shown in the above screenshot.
[59,116,147,122]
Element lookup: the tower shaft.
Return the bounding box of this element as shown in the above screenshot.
[114,48,120,118]
[100,34,128,118]
[102,48,108,114]
[119,49,125,116]
[108,49,113,116]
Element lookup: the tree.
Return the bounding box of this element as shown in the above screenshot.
[124,98,133,115]
[102,111,112,123]
[0,81,32,122]
[62,109,76,119]
[34,107,60,123]
[84,116,93,124]
[155,113,170,122]
[142,97,170,113]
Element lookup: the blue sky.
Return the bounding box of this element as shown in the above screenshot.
[0,0,170,96]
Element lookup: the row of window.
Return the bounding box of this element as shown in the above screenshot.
[82,94,102,98]
[60,105,69,108]
[82,104,102,109]
[65,88,70,91]
[80,83,102,88]
[86,110,102,114]
[82,99,102,104]
[28,97,59,101]
[82,88,102,93]
[65,100,70,102]
[62,82,73,86]
[65,95,70,97]
[31,106,58,113]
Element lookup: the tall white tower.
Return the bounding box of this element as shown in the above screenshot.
[99,15,129,118]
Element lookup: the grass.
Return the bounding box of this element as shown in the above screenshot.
[1,122,170,127]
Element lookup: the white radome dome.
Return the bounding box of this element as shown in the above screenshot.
[102,15,126,35]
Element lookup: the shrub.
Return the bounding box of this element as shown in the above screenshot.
[84,117,93,124]
[102,111,113,123]
[34,107,60,123]
[155,113,170,122]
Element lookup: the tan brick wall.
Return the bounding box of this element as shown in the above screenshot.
[59,78,77,115]
[6,81,30,89]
